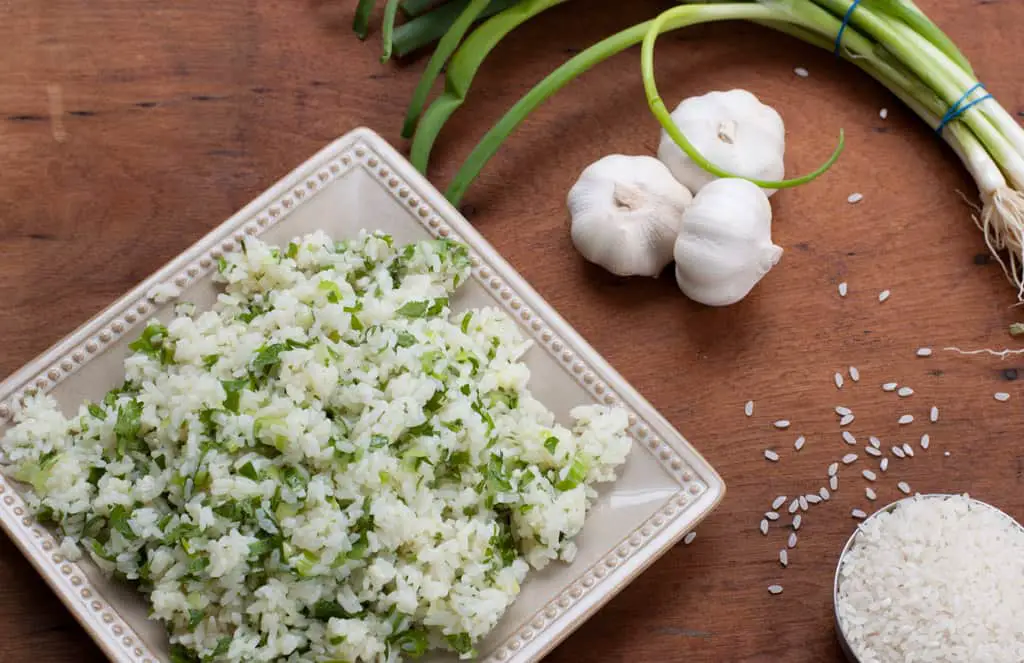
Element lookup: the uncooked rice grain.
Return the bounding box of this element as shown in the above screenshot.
[883,382,898,392]
[898,387,914,397]
[880,458,889,472]
[842,431,857,445]
[788,532,798,548]
[902,443,915,457]
[830,476,839,491]
[995,392,1011,402]
[916,347,933,357]
[768,584,783,595]
[842,454,858,465]
[898,414,914,425]
[930,406,939,422]
[851,509,867,519]
[878,290,891,303]
[835,372,845,389]
[789,499,800,514]
[840,414,855,427]
[849,366,860,382]
[764,449,780,462]
[869,436,881,449]
[794,436,806,451]
[684,532,697,545]
[865,446,882,457]
[920,434,930,450]
[792,515,802,530]
[772,495,788,510]
[766,511,781,521]
[835,406,852,416]
[897,481,912,495]
[865,487,877,501]
[828,462,839,477]
[745,400,754,416]
[774,420,791,430]
[760,520,769,535]
[892,446,906,459]
[838,282,848,297]
[819,487,831,501]
[836,494,1024,663]
[805,494,822,505]
[779,549,788,567]
[799,496,809,512]
[847,193,864,204]
[862,470,877,481]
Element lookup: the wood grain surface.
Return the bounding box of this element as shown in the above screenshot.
[2,1,1023,661]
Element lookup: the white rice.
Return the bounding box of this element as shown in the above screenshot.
[779,549,788,567]
[864,487,876,501]
[768,584,783,594]
[772,495,787,510]
[920,434,930,450]
[897,481,912,495]
[898,414,914,425]
[892,446,906,459]
[882,382,898,392]
[868,436,881,449]
[834,372,845,389]
[765,511,780,521]
[792,515,802,530]
[744,400,754,417]
[878,290,891,303]
[787,532,798,548]
[930,406,939,423]
[838,282,848,297]
[0,231,633,662]
[764,449,780,462]
[842,431,857,446]
[819,487,831,501]
[683,532,697,545]
[842,454,858,465]
[865,447,881,458]
[828,462,839,477]
[862,470,877,482]
[835,406,852,416]
[848,366,860,382]
[760,520,769,536]
[916,347,932,357]
[794,67,809,78]
[995,392,1011,402]
[794,436,806,451]
[774,420,791,430]
[897,387,914,397]
[830,476,839,491]
[902,443,914,457]
[880,458,889,472]
[847,193,864,204]
[839,414,855,427]
[836,495,1024,663]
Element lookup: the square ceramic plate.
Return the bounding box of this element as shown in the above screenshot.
[0,127,725,663]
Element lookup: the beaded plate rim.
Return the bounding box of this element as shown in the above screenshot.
[0,127,725,663]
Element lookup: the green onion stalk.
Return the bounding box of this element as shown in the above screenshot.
[356,0,1024,299]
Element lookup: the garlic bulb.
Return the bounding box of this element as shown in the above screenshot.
[657,89,785,197]
[673,178,783,306]
[567,154,692,277]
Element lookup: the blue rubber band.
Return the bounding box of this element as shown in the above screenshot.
[834,0,861,56]
[936,83,992,135]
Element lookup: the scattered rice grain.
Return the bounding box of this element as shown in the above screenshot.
[898,387,914,397]
[830,475,839,491]
[852,509,867,519]
[768,584,783,595]
[869,436,881,449]
[920,434,930,450]
[865,446,882,457]
[806,494,822,505]
[794,66,809,77]
[794,436,806,451]
[916,347,932,357]
[760,520,769,535]
[840,414,855,427]
[684,531,697,545]
[862,469,877,481]
[835,406,852,416]
[765,449,780,462]
[828,462,839,477]
[849,366,860,382]
[930,406,939,423]
[897,481,911,495]
[891,446,906,459]
[847,192,864,204]
[883,382,898,392]
[842,453,858,464]
[766,511,780,521]
[819,487,831,501]
[842,431,857,445]
[789,499,800,514]
[744,400,754,417]
[898,414,914,425]
[792,515,802,530]
[879,107,889,119]
[902,442,914,457]
[772,495,787,510]
[995,392,1011,402]
[788,532,798,548]
[779,549,789,567]
[835,372,845,389]
[838,282,848,297]
[799,496,809,511]
[880,458,889,472]
[865,487,877,501]
[774,420,791,429]
[878,289,891,303]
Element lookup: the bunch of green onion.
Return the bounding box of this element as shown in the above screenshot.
[354,0,1024,299]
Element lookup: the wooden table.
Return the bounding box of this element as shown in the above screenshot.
[2,1,1022,661]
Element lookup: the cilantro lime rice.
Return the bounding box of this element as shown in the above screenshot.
[0,230,633,662]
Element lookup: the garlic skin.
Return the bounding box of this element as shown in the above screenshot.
[568,154,693,277]
[657,89,785,197]
[673,178,783,306]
